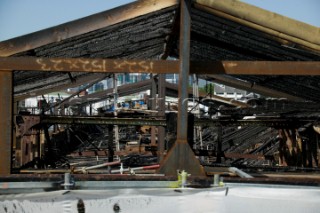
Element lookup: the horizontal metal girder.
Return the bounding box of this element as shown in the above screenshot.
[196,118,313,127]
[1,57,320,75]
[191,61,320,75]
[17,115,315,129]
[41,116,167,126]
[0,57,178,74]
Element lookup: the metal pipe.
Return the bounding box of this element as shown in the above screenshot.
[228,167,253,178]
[62,173,73,190]
[74,161,121,173]
[111,164,160,174]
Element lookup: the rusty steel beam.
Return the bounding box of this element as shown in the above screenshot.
[158,74,166,162]
[0,57,178,74]
[0,0,179,57]
[192,61,320,75]
[1,57,320,75]
[16,115,313,134]
[1,57,320,76]
[0,71,12,175]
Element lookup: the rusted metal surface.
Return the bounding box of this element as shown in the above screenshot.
[158,74,166,162]
[2,57,320,76]
[0,57,179,74]
[194,0,320,51]
[0,71,12,175]
[177,0,191,142]
[0,0,179,57]
[192,61,320,75]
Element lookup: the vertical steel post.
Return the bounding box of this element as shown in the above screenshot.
[113,74,120,153]
[216,125,222,163]
[0,71,12,175]
[108,125,114,162]
[176,0,191,142]
[150,74,157,146]
[159,0,204,176]
[158,74,166,162]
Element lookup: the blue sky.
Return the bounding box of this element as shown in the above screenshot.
[0,0,319,42]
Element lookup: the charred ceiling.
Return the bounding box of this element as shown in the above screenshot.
[5,1,320,102]
[12,5,178,97]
